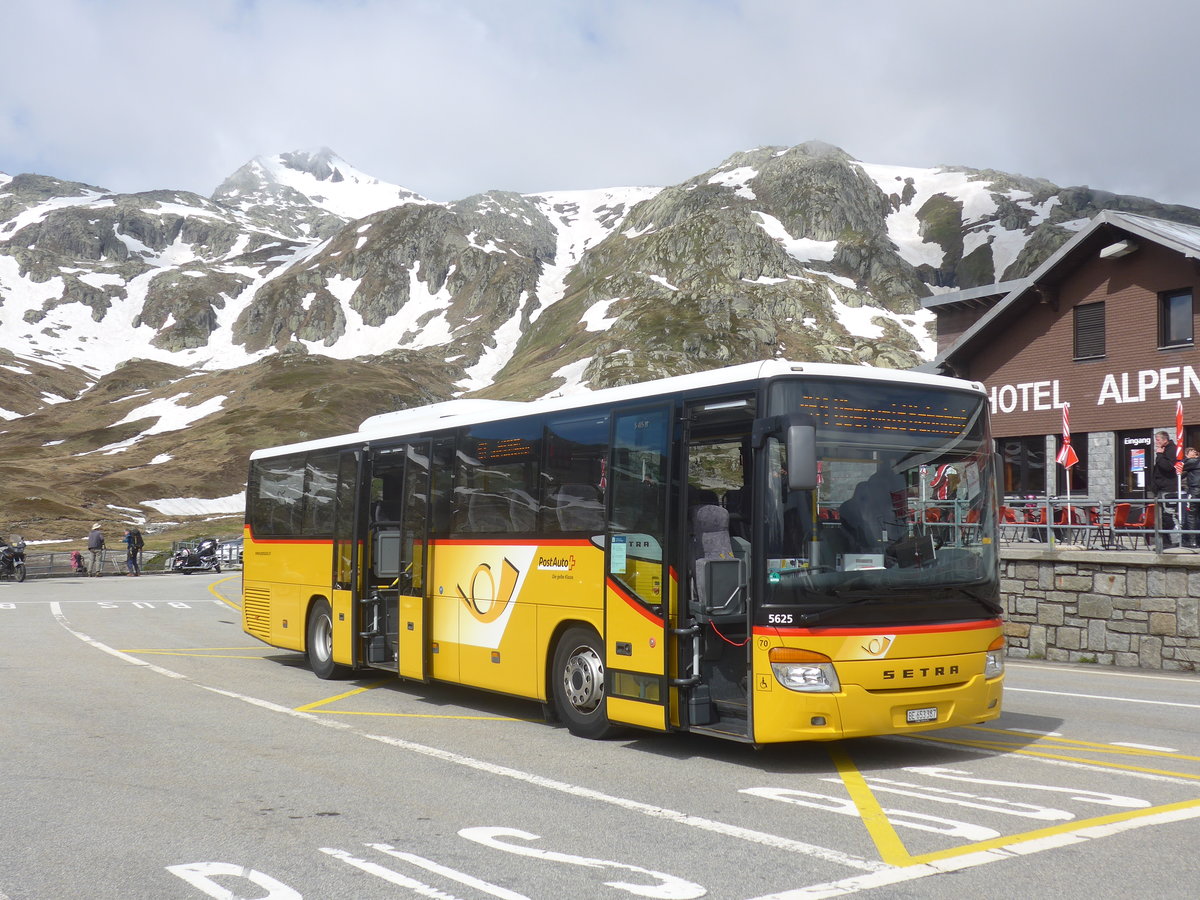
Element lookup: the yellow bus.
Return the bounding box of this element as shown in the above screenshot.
[243,360,1004,743]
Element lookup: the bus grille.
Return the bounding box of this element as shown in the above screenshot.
[243,587,271,641]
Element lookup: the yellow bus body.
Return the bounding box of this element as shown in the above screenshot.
[244,525,1000,742]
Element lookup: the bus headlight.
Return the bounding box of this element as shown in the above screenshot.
[769,648,841,693]
[985,635,1005,679]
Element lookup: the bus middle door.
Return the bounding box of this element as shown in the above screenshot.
[604,405,672,731]
[366,441,431,680]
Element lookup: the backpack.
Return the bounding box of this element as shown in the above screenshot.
[130,529,144,550]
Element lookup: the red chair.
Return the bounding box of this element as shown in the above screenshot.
[1109,503,1133,549]
[1000,506,1019,541]
[1124,504,1157,548]
[1023,506,1048,542]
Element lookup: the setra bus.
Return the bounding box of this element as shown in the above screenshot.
[242,360,1004,743]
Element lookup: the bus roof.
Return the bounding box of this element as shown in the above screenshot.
[250,359,984,460]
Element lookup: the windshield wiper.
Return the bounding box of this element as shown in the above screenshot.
[796,596,882,624]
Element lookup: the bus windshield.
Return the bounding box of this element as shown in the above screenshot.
[762,378,1000,626]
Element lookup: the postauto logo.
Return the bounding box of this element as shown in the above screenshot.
[537,554,576,572]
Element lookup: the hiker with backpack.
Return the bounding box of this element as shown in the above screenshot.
[123,527,144,576]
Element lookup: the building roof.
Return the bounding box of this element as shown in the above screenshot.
[930,211,1200,374]
[920,279,1031,312]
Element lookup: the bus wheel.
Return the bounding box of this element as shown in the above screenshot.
[552,627,615,739]
[306,599,348,679]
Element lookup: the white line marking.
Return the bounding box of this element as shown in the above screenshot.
[1006,687,1200,710]
[321,848,469,899]
[1008,661,1200,685]
[49,602,186,679]
[369,844,531,900]
[52,604,886,875]
[1111,742,1179,753]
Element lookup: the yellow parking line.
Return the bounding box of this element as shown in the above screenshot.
[912,734,1200,781]
[907,797,1200,867]
[829,745,911,866]
[964,724,1200,762]
[293,680,532,722]
[208,575,240,610]
[307,709,528,722]
[295,681,391,712]
[122,650,268,659]
[833,740,1200,869]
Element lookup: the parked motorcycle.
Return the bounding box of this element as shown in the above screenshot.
[169,537,221,574]
[0,536,27,582]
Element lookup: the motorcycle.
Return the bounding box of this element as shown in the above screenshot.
[169,537,221,574]
[0,537,27,582]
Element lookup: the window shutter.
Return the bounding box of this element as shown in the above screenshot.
[1074,302,1105,359]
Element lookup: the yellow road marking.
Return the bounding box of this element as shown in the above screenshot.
[208,575,240,610]
[964,724,1200,762]
[304,710,528,721]
[121,650,268,659]
[910,734,1200,781]
[293,679,531,721]
[833,734,1200,868]
[295,682,387,711]
[829,745,911,866]
[907,797,1200,867]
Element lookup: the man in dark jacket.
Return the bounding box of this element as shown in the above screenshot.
[1152,431,1178,546]
[1182,447,1200,547]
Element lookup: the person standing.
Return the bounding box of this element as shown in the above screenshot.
[1182,447,1200,548]
[1152,430,1178,547]
[87,523,106,576]
[123,527,144,576]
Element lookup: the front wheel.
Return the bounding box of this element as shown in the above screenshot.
[14,563,25,583]
[306,598,350,679]
[551,627,616,739]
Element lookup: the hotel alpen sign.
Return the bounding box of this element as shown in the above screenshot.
[989,364,1200,415]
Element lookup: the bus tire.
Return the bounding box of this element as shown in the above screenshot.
[551,627,615,739]
[306,598,349,679]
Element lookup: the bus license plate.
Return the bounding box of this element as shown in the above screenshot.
[906,706,938,724]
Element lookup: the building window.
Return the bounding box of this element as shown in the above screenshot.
[999,436,1046,497]
[1159,289,1194,348]
[1055,434,1088,497]
[1073,302,1105,359]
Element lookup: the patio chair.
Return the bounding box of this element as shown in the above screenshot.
[1122,503,1156,549]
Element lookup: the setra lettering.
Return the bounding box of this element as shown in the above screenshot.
[882,665,958,680]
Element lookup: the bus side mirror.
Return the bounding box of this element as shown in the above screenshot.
[787,425,818,491]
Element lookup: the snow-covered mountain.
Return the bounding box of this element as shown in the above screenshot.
[4,140,1200,539]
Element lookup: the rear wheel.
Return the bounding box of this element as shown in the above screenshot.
[306,598,350,679]
[551,627,615,739]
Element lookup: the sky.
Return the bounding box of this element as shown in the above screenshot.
[4,0,1200,207]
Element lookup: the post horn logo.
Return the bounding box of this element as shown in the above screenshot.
[457,558,519,623]
[861,635,894,657]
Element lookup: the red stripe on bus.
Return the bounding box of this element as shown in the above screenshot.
[605,577,664,626]
[755,618,1002,637]
[434,538,597,547]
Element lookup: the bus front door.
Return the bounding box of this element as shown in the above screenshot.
[604,405,672,731]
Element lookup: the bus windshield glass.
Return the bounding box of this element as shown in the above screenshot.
[763,378,1000,625]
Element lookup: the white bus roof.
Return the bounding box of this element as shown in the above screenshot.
[250,359,985,460]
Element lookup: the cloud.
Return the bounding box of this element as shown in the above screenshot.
[3,0,1199,207]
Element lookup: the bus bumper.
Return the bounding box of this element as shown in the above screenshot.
[751,674,1004,743]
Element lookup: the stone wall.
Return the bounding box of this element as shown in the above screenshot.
[1001,546,1200,671]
